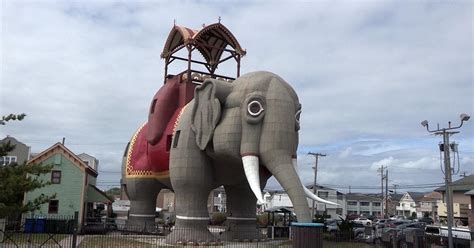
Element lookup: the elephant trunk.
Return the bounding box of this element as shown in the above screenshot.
[263,154,312,223]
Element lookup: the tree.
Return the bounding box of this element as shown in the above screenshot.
[105,187,121,200]
[0,114,55,218]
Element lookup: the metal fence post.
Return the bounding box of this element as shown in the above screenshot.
[71,211,79,248]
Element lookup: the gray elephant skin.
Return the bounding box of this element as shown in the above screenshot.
[122,71,327,243]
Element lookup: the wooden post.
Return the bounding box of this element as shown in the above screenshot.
[71,211,79,248]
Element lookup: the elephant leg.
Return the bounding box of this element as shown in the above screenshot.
[165,149,217,244]
[222,183,265,241]
[124,178,161,226]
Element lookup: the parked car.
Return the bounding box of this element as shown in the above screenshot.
[326,221,340,233]
[352,222,368,238]
[354,217,372,226]
[327,220,367,240]
[378,221,424,246]
[384,219,412,228]
[418,217,434,224]
[375,219,390,227]
[389,215,405,220]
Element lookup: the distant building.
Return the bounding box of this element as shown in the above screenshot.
[77,153,99,172]
[1,136,31,165]
[264,185,345,219]
[396,192,425,218]
[306,185,345,218]
[157,189,176,212]
[23,143,112,228]
[209,187,226,213]
[396,192,441,219]
[464,189,474,227]
[387,193,404,216]
[435,174,474,224]
[345,193,382,217]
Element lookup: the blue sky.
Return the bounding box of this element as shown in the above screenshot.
[1,0,473,193]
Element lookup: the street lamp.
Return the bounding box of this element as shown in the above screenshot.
[421,113,470,248]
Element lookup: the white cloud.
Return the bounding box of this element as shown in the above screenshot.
[339,147,352,158]
[371,156,397,170]
[1,1,472,192]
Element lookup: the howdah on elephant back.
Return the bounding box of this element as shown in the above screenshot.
[122,71,336,243]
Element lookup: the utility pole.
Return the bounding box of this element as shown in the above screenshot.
[308,152,326,219]
[378,165,385,218]
[385,170,389,218]
[421,113,470,248]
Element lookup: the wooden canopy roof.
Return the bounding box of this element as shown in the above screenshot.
[160,23,246,73]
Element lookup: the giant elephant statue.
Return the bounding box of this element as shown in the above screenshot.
[122,71,335,243]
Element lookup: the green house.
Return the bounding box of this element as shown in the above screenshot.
[23,143,112,227]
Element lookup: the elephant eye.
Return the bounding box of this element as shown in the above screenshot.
[295,109,302,124]
[247,100,264,117]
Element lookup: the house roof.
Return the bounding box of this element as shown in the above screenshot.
[1,136,29,148]
[406,192,426,202]
[435,175,474,192]
[465,189,474,195]
[27,142,98,177]
[345,193,381,202]
[305,184,337,192]
[87,185,113,203]
[389,193,404,202]
[160,23,246,72]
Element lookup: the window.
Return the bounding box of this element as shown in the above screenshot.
[0,156,17,166]
[373,202,381,206]
[48,200,59,214]
[173,131,180,148]
[360,202,370,206]
[347,201,357,206]
[317,192,328,199]
[51,170,61,184]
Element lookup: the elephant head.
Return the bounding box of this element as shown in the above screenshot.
[191,71,336,223]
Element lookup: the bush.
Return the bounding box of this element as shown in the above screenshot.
[210,212,226,225]
[409,212,417,220]
[336,216,354,240]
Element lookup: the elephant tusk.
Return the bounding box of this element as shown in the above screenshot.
[292,158,338,206]
[303,186,339,206]
[242,155,265,204]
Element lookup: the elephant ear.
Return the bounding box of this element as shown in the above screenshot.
[191,79,231,150]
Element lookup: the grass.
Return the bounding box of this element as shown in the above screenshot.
[2,233,68,245]
[323,240,378,248]
[78,236,160,248]
[275,240,377,248]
